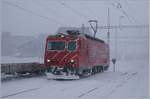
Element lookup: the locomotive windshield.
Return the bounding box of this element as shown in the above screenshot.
[68,41,76,51]
[47,41,65,50]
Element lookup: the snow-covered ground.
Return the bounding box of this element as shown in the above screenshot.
[1,59,148,99]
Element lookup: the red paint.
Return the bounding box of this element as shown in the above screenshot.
[44,34,109,69]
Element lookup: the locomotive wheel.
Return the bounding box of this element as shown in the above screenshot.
[82,69,92,76]
[104,66,109,70]
[97,67,100,72]
[96,66,101,73]
[101,66,104,72]
[92,67,96,74]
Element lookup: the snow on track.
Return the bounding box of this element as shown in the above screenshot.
[1,88,40,98]
[1,60,148,99]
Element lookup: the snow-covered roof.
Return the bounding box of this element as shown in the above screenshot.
[56,27,92,36]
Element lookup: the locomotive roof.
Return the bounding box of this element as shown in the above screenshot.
[56,27,92,36]
[83,34,105,43]
[48,27,105,43]
[57,27,105,43]
[47,33,105,43]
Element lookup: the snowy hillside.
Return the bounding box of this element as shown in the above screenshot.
[1,32,48,58]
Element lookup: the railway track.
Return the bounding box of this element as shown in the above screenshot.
[1,71,139,99]
[77,71,138,98]
[1,87,40,98]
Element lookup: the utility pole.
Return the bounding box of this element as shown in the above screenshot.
[115,26,117,62]
[107,8,112,71]
[107,8,116,72]
[107,8,110,44]
[112,58,116,72]
[113,25,118,72]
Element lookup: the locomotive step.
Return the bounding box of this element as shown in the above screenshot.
[46,72,80,80]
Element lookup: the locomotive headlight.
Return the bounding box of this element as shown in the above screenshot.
[70,59,75,63]
[60,35,64,38]
[47,59,51,62]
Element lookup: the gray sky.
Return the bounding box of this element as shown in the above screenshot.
[2,0,149,36]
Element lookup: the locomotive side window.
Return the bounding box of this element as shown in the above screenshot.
[68,41,76,51]
[47,41,65,50]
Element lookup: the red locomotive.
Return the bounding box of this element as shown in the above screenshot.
[44,29,109,79]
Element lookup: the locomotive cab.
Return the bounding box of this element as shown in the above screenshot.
[44,30,80,79]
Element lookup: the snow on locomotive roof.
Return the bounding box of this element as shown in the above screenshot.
[47,27,105,43]
[84,34,105,43]
[56,27,92,36]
